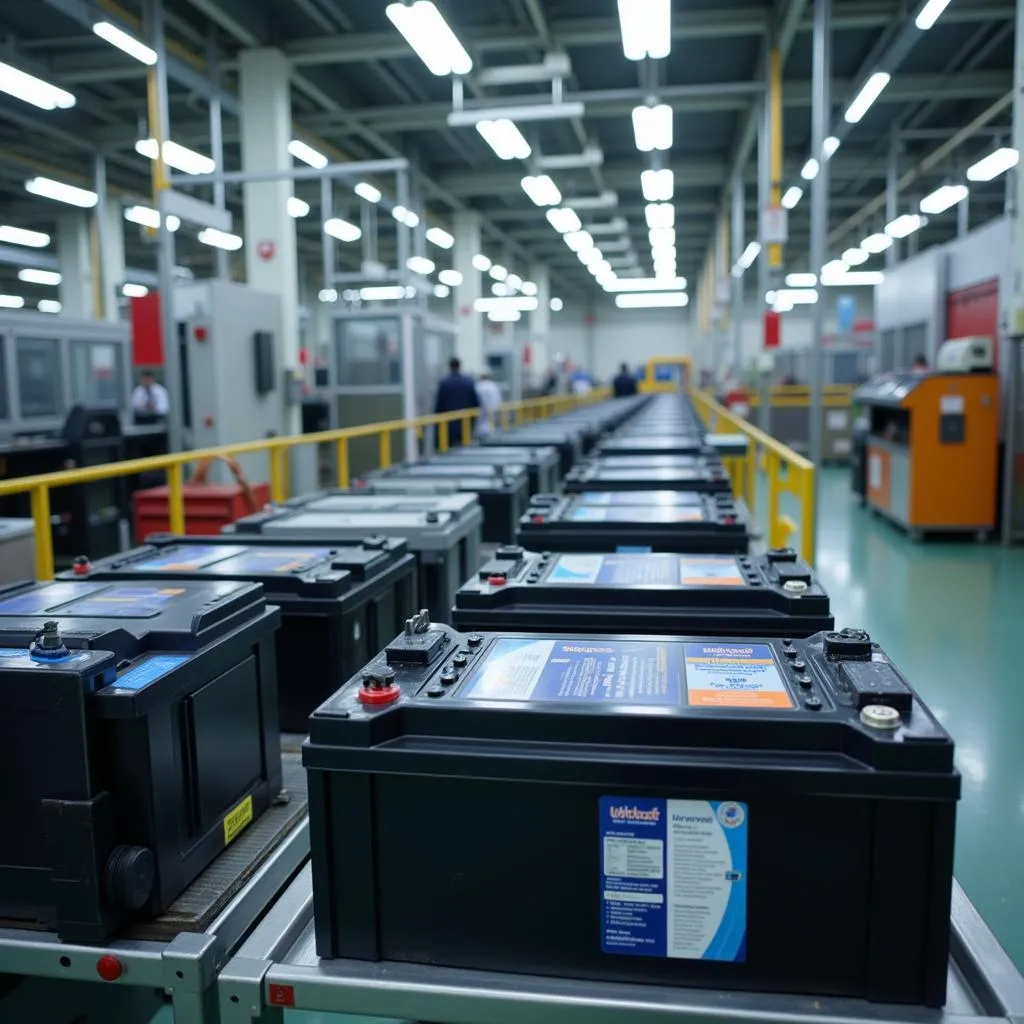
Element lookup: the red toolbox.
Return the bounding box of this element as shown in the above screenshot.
[133,482,271,540]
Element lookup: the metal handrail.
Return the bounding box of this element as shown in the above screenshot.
[1,389,610,581]
[690,390,816,564]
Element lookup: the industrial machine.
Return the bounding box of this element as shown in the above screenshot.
[0,578,282,940]
[484,426,585,475]
[453,547,831,637]
[304,616,957,1006]
[519,491,751,554]
[61,536,417,733]
[231,492,482,623]
[427,444,561,495]
[565,457,732,494]
[855,345,999,537]
[0,519,34,584]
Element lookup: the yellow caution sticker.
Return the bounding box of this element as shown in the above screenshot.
[223,794,254,846]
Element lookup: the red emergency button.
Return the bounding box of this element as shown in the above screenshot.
[96,954,123,981]
[487,575,507,586]
[72,556,90,575]
[531,515,546,523]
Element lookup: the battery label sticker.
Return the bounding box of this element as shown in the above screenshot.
[112,654,191,691]
[679,557,745,586]
[549,554,680,586]
[211,548,333,574]
[131,545,249,572]
[0,582,105,616]
[571,507,705,524]
[223,794,254,846]
[601,797,747,961]
[580,491,702,507]
[684,643,793,708]
[462,638,682,705]
[67,585,190,618]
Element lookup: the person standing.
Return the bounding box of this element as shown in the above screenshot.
[434,357,480,446]
[612,362,638,397]
[131,370,170,418]
[475,370,503,437]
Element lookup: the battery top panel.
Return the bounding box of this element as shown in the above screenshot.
[130,544,334,575]
[577,491,703,506]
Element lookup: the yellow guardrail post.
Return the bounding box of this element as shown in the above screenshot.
[766,450,784,549]
[167,462,186,535]
[30,485,54,581]
[800,464,816,564]
[336,437,350,489]
[461,413,472,445]
[379,429,392,470]
[269,446,289,503]
[746,444,758,515]
[438,420,449,453]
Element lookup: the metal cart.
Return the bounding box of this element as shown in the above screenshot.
[218,865,1024,1024]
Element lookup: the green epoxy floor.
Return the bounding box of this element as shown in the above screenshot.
[812,466,1024,969]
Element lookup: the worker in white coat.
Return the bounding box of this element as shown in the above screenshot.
[475,370,503,437]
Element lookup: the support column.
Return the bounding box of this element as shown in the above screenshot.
[239,47,300,434]
[528,263,550,390]
[57,214,95,319]
[730,177,744,379]
[957,189,970,238]
[886,130,899,267]
[453,211,484,373]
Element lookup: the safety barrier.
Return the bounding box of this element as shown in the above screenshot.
[691,390,816,564]
[0,390,610,581]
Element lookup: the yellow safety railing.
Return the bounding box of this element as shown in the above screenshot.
[748,384,855,409]
[691,390,816,564]
[0,389,610,582]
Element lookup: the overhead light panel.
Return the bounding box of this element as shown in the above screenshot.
[920,184,968,215]
[18,268,61,286]
[915,0,952,29]
[776,288,818,305]
[426,226,455,249]
[0,60,75,110]
[289,139,328,169]
[385,1,472,76]
[738,242,761,270]
[474,296,539,313]
[821,259,849,278]
[861,232,893,254]
[92,21,157,65]
[472,254,492,272]
[136,138,215,175]
[645,203,674,230]
[546,207,581,233]
[641,168,674,202]
[603,277,686,293]
[785,273,817,287]
[37,299,62,313]
[521,281,537,296]
[288,196,310,218]
[0,225,50,248]
[615,292,687,309]
[844,71,891,124]
[617,0,671,60]
[324,217,362,242]
[550,297,563,311]
[0,295,26,309]
[124,204,180,231]
[580,248,606,267]
[354,181,382,203]
[507,273,523,290]
[564,230,595,253]
[439,268,463,286]
[25,176,97,208]
[801,158,820,181]
[487,309,521,323]
[407,255,436,275]
[823,136,840,159]
[521,174,562,207]
[632,104,673,152]
[821,270,885,286]
[842,247,869,266]
[491,282,509,297]
[885,213,925,238]
[648,227,674,249]
[122,283,149,298]
[476,119,531,160]
[782,186,803,210]
[361,285,412,301]
[433,284,450,298]
[489,264,508,281]
[198,227,243,251]
[391,205,420,228]
[967,147,1019,182]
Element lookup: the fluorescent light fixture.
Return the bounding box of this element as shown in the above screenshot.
[360,286,412,301]
[507,273,523,290]
[844,71,891,124]
[843,247,869,266]
[354,181,382,203]
[426,226,455,249]
[385,1,472,76]
[801,158,820,181]
[641,168,674,202]
[546,207,581,233]
[885,213,924,238]
[651,248,676,264]
[603,277,687,292]
[589,260,612,277]
[475,296,538,313]
[491,282,509,296]
[0,295,26,309]
[92,21,157,65]
[439,268,463,286]
[289,139,328,168]
[920,184,969,215]
[319,288,339,303]
[0,60,75,110]
[550,297,563,311]
[287,196,310,218]
[407,255,436,275]
[324,217,362,242]
[136,138,215,175]
[0,225,49,248]
[820,270,885,286]
[564,230,595,253]
[967,147,1019,182]
[18,268,61,286]
[782,186,803,209]
[774,295,794,313]
[433,284,450,298]
[25,176,97,208]
[124,204,180,232]
[522,281,537,296]
[776,288,818,305]
[489,264,508,281]
[476,119,531,160]
[824,136,840,159]
[580,248,605,267]
[122,283,149,298]
[617,0,671,60]
[615,292,687,309]
[648,227,674,249]
[821,259,849,278]
[488,309,521,323]
[37,299,61,313]
[861,232,893,253]
[473,254,492,272]
[915,0,952,29]
[738,241,761,270]
[391,205,420,228]
[645,203,674,230]
[766,290,777,304]
[521,174,562,207]
[785,272,818,287]
[198,227,243,251]
[632,104,673,152]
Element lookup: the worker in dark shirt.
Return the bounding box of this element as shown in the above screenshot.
[612,362,638,398]
[434,357,480,447]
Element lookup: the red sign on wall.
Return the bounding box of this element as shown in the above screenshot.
[763,310,781,349]
[257,239,276,261]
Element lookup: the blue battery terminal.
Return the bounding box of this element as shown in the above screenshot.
[29,620,71,663]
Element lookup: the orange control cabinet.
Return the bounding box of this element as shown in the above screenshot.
[855,372,999,538]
